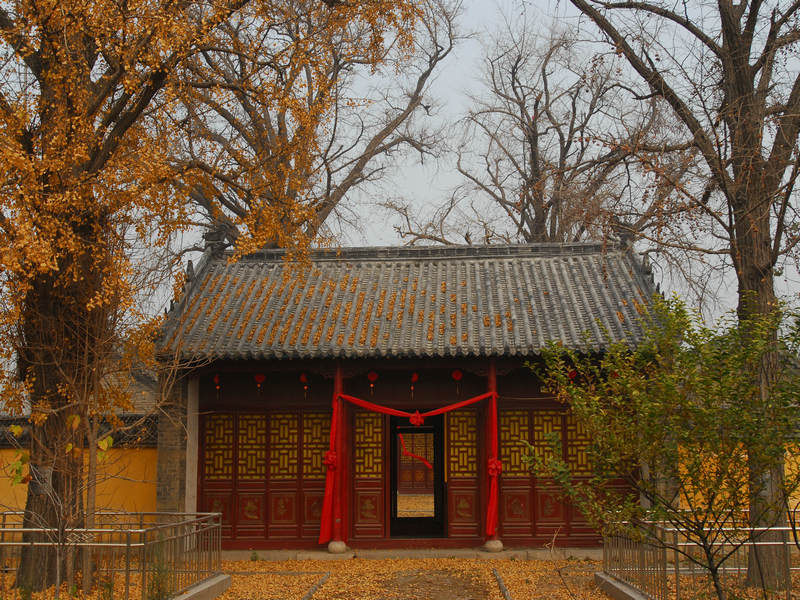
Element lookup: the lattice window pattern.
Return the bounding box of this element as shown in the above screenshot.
[303,412,331,479]
[203,414,234,481]
[447,410,477,478]
[354,411,383,478]
[269,412,299,480]
[500,410,530,477]
[565,413,591,474]
[531,410,563,464]
[237,414,267,480]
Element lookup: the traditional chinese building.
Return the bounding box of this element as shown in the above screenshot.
[156,242,655,551]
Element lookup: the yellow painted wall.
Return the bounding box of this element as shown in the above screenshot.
[0,449,28,511]
[787,446,800,513]
[677,445,800,516]
[0,448,158,513]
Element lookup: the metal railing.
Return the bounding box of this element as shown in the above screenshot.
[603,521,797,600]
[0,512,221,600]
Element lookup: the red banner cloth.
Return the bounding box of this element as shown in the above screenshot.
[485,391,500,537]
[319,389,500,544]
[397,433,433,470]
[318,397,340,544]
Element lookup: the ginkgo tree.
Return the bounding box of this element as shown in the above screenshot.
[174,0,459,251]
[0,0,418,589]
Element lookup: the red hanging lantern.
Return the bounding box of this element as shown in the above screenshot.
[213,374,221,400]
[254,373,266,394]
[451,369,463,396]
[367,371,378,396]
[300,372,309,400]
[410,372,418,401]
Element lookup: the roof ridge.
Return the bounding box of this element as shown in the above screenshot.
[229,241,626,263]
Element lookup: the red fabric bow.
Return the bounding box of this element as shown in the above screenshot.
[409,410,425,426]
[488,458,502,477]
[324,450,337,470]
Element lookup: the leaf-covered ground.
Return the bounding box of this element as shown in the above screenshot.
[221,558,607,600]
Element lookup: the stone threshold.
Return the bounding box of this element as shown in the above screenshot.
[222,547,603,561]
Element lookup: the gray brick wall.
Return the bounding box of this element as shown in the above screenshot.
[156,373,188,512]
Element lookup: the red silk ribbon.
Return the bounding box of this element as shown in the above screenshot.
[397,433,433,470]
[485,391,500,537]
[318,397,340,544]
[338,391,495,425]
[486,457,502,535]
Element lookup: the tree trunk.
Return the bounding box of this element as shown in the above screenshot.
[83,417,98,594]
[734,191,787,590]
[15,231,106,590]
[16,415,82,591]
[747,462,788,590]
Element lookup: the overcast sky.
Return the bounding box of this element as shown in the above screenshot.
[348,0,578,247]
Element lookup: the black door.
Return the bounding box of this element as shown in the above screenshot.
[390,414,446,537]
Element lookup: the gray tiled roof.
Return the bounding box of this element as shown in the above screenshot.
[161,243,656,360]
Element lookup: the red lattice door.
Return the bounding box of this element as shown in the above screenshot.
[199,413,261,540]
[199,410,330,545]
[446,410,480,538]
[497,408,603,545]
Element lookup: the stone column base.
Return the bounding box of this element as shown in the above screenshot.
[328,540,348,554]
[482,539,504,552]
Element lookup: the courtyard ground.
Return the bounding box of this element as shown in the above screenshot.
[220,556,606,600]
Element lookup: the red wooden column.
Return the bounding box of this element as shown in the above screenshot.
[484,358,503,552]
[329,363,347,552]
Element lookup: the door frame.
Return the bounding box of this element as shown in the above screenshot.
[389,414,446,537]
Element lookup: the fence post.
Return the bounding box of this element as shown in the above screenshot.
[211,515,217,575]
[602,535,606,574]
[673,529,679,600]
[0,512,6,593]
[638,532,645,593]
[124,530,131,600]
[784,528,791,600]
[661,528,668,600]
[140,528,147,600]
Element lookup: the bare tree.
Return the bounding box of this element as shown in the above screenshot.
[390,22,685,246]
[174,0,461,252]
[567,0,800,587]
